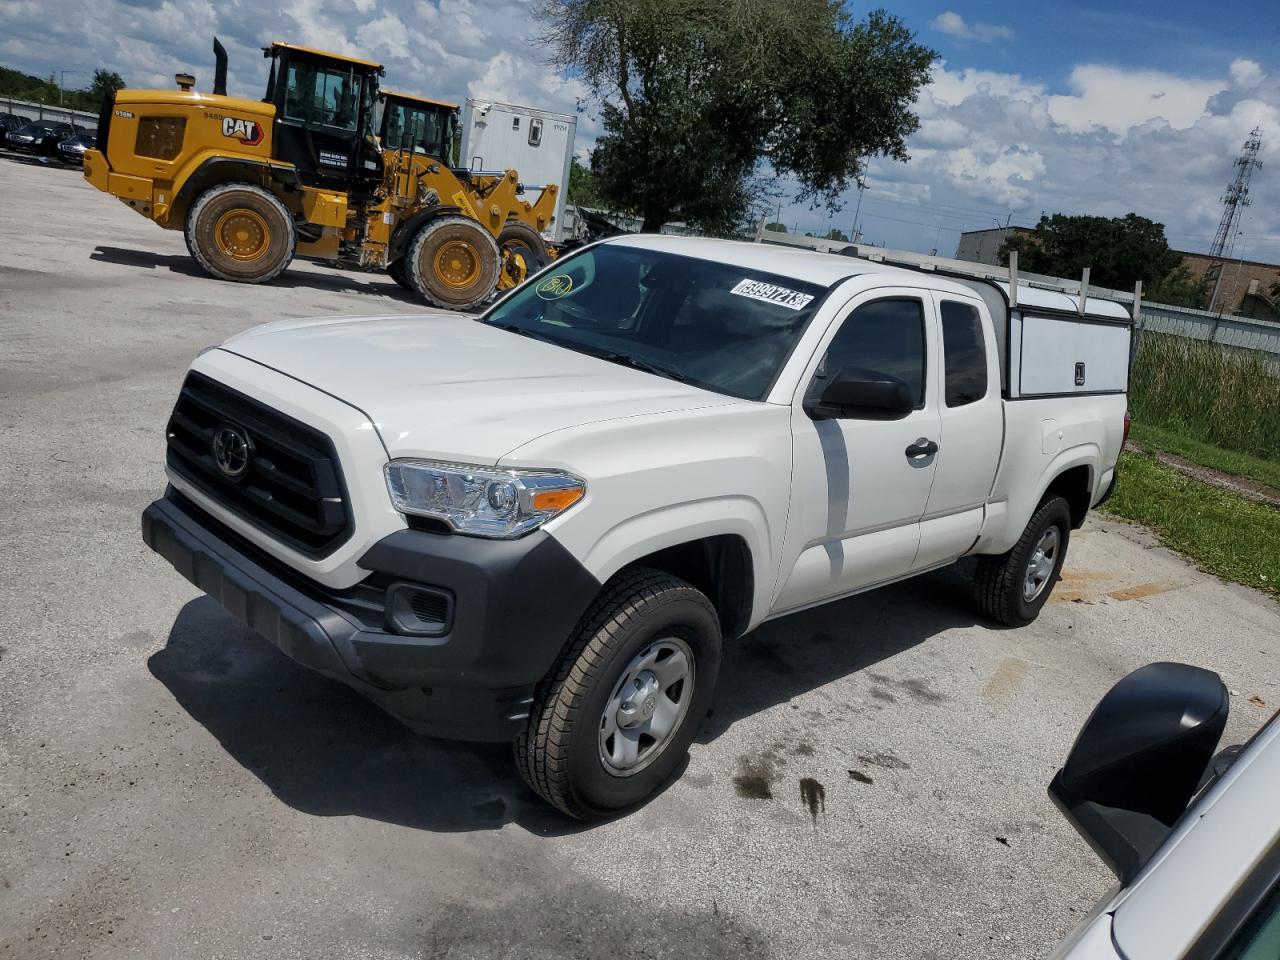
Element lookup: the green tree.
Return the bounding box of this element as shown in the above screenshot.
[825,227,849,242]
[88,69,126,105]
[764,222,788,233]
[567,157,603,207]
[1000,213,1182,291]
[537,0,935,233]
[1146,264,1212,309]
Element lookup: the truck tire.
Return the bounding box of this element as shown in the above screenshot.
[185,182,296,284]
[498,221,550,280]
[975,495,1072,626]
[516,568,722,820]
[405,215,501,310]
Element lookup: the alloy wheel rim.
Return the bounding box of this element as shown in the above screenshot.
[1023,526,1060,601]
[599,637,695,778]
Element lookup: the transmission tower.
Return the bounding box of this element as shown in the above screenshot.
[1209,127,1263,258]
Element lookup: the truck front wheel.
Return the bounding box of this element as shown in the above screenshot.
[185,182,296,283]
[975,495,1072,626]
[517,569,722,820]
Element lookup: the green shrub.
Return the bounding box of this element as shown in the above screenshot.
[1129,333,1280,461]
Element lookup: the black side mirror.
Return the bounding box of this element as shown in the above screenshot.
[1049,662,1228,884]
[805,366,913,421]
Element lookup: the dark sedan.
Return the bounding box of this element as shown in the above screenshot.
[56,132,96,164]
[6,120,78,158]
[0,113,32,134]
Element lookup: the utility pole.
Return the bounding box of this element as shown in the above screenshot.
[59,70,85,107]
[850,178,866,243]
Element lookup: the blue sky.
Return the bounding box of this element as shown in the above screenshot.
[1,0,1276,260]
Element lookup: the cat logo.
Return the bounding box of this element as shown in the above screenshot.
[221,116,263,147]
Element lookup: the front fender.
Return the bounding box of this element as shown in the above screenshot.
[571,497,775,631]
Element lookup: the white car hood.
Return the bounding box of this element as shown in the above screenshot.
[220,314,739,464]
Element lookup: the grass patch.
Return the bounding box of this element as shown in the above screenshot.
[1101,450,1279,597]
[1129,421,1280,492]
[1130,333,1280,461]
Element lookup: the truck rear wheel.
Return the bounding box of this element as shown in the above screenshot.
[185,182,296,284]
[406,215,501,310]
[975,495,1072,626]
[516,568,722,820]
[498,221,550,283]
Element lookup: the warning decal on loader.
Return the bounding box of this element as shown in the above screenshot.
[729,278,815,311]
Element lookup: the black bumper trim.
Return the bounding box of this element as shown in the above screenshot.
[142,494,601,741]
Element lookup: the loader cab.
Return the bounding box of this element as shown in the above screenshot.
[263,42,385,195]
[378,91,458,163]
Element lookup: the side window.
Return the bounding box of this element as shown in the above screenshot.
[1221,883,1280,959]
[822,298,926,407]
[940,300,988,407]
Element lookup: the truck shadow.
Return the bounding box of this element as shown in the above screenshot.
[89,244,428,305]
[148,563,979,835]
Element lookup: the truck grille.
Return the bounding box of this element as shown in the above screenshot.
[164,372,352,558]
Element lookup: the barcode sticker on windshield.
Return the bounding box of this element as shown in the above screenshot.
[729,279,815,311]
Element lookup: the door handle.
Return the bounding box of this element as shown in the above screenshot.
[905,438,939,459]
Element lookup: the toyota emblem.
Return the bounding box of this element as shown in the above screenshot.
[211,424,252,480]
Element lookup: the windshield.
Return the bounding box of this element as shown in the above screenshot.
[382,101,450,158]
[481,244,828,400]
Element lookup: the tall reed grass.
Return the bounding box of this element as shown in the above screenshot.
[1129,333,1280,461]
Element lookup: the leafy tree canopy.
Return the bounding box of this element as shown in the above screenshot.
[567,157,604,207]
[1000,213,1183,291]
[538,0,936,232]
[1147,264,1212,310]
[764,222,788,233]
[0,64,126,114]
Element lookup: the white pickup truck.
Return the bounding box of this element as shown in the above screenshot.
[142,235,1132,818]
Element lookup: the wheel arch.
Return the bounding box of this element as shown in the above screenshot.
[387,204,463,261]
[576,500,773,638]
[171,155,301,225]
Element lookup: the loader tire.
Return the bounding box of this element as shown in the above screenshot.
[185,182,296,284]
[498,221,550,282]
[406,215,501,310]
[387,257,413,292]
[975,495,1072,627]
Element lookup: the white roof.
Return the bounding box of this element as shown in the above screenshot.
[607,235,1131,320]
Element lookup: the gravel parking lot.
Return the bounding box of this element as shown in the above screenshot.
[2,157,1278,960]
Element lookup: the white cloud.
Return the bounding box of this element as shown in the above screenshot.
[1229,58,1264,88]
[1047,65,1224,135]
[930,11,1014,43]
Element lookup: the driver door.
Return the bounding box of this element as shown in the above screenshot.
[773,290,941,612]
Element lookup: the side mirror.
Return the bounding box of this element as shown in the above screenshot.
[1049,662,1228,884]
[805,366,913,421]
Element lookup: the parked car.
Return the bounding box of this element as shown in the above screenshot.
[6,120,78,158]
[139,235,1133,818]
[56,132,96,165]
[0,113,32,134]
[1049,662,1280,959]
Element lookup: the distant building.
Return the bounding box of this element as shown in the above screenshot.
[1176,251,1280,321]
[954,226,1035,266]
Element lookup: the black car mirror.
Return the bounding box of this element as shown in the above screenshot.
[1049,662,1228,883]
[804,366,914,421]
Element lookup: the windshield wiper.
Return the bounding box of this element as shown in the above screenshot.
[496,323,558,345]
[598,352,688,383]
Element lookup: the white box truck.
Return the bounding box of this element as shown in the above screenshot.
[460,98,576,243]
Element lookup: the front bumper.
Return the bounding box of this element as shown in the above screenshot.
[143,492,601,741]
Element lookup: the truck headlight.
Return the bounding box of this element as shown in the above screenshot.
[384,459,585,539]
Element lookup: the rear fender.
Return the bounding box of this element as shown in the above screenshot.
[168,153,301,226]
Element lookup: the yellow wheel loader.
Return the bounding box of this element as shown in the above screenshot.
[82,39,559,309]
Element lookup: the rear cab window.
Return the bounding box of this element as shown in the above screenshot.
[939,300,988,406]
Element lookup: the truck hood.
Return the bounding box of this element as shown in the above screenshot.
[220,314,741,464]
